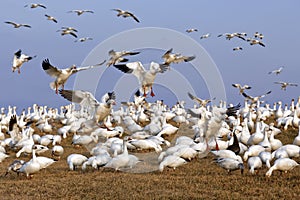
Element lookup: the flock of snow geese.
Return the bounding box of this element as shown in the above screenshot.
[2,3,300,179]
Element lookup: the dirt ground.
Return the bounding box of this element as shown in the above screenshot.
[0,123,300,200]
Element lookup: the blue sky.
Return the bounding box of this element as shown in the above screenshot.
[1,0,300,111]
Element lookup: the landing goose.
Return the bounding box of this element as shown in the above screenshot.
[106,49,140,67]
[113,61,168,97]
[68,10,94,16]
[12,49,36,74]
[42,58,105,94]
[5,21,31,28]
[232,83,251,95]
[242,90,271,104]
[162,48,195,67]
[112,9,140,23]
[187,92,215,107]
[274,81,298,90]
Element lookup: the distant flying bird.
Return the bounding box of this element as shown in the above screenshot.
[74,37,93,42]
[232,84,251,95]
[233,47,243,51]
[68,10,94,16]
[187,92,215,107]
[45,14,58,23]
[162,48,195,66]
[59,27,78,32]
[218,32,246,41]
[247,38,265,47]
[24,3,46,9]
[274,81,298,91]
[59,90,116,124]
[268,66,284,75]
[200,33,211,39]
[254,32,264,40]
[242,90,272,103]
[42,58,106,94]
[113,61,168,97]
[186,28,198,33]
[60,29,77,38]
[112,9,140,23]
[12,49,36,74]
[5,21,31,28]
[106,49,140,67]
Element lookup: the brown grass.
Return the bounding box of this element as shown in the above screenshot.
[1,123,300,200]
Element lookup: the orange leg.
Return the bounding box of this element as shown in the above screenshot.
[55,83,58,94]
[143,86,147,97]
[150,87,155,97]
[18,68,21,74]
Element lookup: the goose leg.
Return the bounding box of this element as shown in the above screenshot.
[150,87,155,97]
[143,86,147,97]
[55,83,58,94]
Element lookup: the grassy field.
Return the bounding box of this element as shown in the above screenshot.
[0,122,300,200]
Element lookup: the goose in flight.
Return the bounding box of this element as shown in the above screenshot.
[59,27,78,32]
[218,32,246,41]
[274,81,298,91]
[200,33,211,39]
[186,28,198,33]
[60,29,77,38]
[113,61,168,97]
[233,47,243,51]
[242,90,271,103]
[187,92,215,107]
[162,48,195,67]
[59,90,116,124]
[232,83,251,95]
[254,32,264,40]
[24,3,46,9]
[268,66,284,75]
[5,21,31,28]
[12,49,36,74]
[247,38,265,47]
[45,14,58,23]
[68,10,94,16]
[112,9,140,23]
[106,49,140,67]
[42,58,106,94]
[74,37,93,42]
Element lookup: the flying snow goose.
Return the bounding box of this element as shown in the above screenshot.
[59,90,116,125]
[233,47,243,51]
[247,38,265,47]
[268,66,284,75]
[187,92,215,107]
[11,49,36,74]
[162,48,195,67]
[74,37,93,42]
[266,158,299,177]
[186,28,198,33]
[106,49,140,67]
[113,61,168,97]
[232,83,251,95]
[200,33,211,39]
[242,90,271,104]
[217,32,246,40]
[60,29,77,38]
[45,14,58,23]
[112,8,140,23]
[5,21,31,28]
[42,58,105,94]
[68,10,94,16]
[274,81,298,91]
[254,32,264,40]
[24,3,46,9]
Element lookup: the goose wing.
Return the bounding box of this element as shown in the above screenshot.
[42,59,62,77]
[113,62,145,81]
[72,60,106,73]
[59,89,99,108]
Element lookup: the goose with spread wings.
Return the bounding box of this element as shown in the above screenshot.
[113,61,168,97]
[68,10,94,16]
[242,90,271,103]
[112,9,140,23]
[5,21,31,28]
[274,81,298,91]
[162,48,195,67]
[42,58,106,94]
[106,49,140,67]
[268,66,284,75]
[24,3,46,9]
[187,92,215,107]
[59,90,116,124]
[232,83,251,95]
[12,49,36,74]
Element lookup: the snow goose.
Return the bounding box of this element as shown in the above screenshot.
[4,159,25,176]
[129,138,162,153]
[211,149,243,163]
[113,61,168,97]
[232,84,251,95]
[247,121,265,145]
[18,147,41,178]
[45,14,58,23]
[161,48,195,67]
[274,81,298,91]
[67,154,88,170]
[186,28,198,33]
[24,3,46,9]
[173,146,198,161]
[293,124,300,146]
[106,49,140,67]
[60,29,78,38]
[74,37,93,43]
[59,90,116,125]
[5,21,31,28]
[200,33,211,39]
[42,58,105,94]
[0,152,9,162]
[159,154,187,172]
[218,32,245,40]
[112,8,140,23]
[82,153,112,170]
[11,49,36,74]
[247,156,263,174]
[269,131,282,151]
[243,145,266,161]
[242,90,271,104]
[254,32,264,40]
[273,144,300,158]
[266,158,299,177]
[187,92,215,108]
[247,38,265,47]
[68,10,94,16]
[72,132,98,147]
[214,157,244,174]
[258,151,272,168]
[51,145,64,160]
[268,66,284,75]
[233,47,243,51]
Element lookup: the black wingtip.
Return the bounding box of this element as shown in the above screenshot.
[42,58,51,70]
